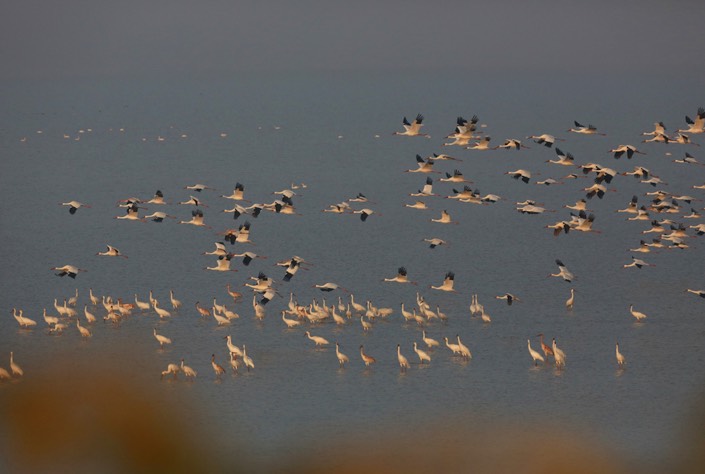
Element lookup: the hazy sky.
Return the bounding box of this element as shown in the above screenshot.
[2,0,704,80]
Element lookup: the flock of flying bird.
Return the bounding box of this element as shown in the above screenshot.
[3,106,705,381]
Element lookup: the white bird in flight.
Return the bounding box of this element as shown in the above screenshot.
[568,121,606,135]
[61,200,91,214]
[96,245,128,258]
[550,259,574,282]
[51,265,86,279]
[393,114,430,138]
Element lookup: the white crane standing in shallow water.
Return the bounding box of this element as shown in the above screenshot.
[527,340,545,366]
[397,344,410,372]
[153,328,172,348]
[422,330,440,349]
[161,362,180,379]
[153,300,171,319]
[9,352,23,377]
[76,319,91,338]
[242,345,255,371]
[456,335,472,359]
[629,305,647,321]
[413,342,431,364]
[335,343,349,367]
[566,288,575,309]
[304,331,329,347]
[181,359,197,378]
[444,337,461,355]
[552,338,566,369]
[615,343,626,367]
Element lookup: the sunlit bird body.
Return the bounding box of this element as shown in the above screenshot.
[97,245,127,258]
[615,343,626,367]
[431,209,456,224]
[305,331,330,347]
[686,289,705,298]
[629,305,647,321]
[527,339,545,366]
[394,114,430,137]
[161,362,180,379]
[466,136,492,150]
[610,144,646,159]
[431,271,456,292]
[383,266,413,284]
[623,256,655,269]
[456,335,471,359]
[397,344,410,372]
[444,337,461,355]
[528,133,562,148]
[496,138,530,150]
[406,154,437,173]
[61,200,91,214]
[550,259,574,282]
[552,338,566,368]
[51,265,86,279]
[335,342,350,367]
[180,209,210,227]
[505,169,531,184]
[181,359,197,378]
[568,121,606,135]
[677,107,705,134]
[153,328,172,348]
[76,319,91,338]
[242,345,255,371]
[566,288,575,309]
[211,354,225,377]
[537,333,554,358]
[360,345,376,366]
[9,352,23,377]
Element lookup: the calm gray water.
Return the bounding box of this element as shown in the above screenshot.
[1,72,704,472]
